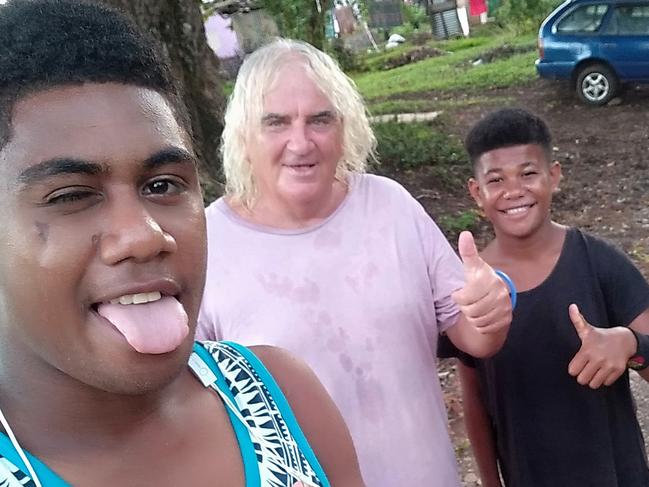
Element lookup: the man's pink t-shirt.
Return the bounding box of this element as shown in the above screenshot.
[198,174,465,486]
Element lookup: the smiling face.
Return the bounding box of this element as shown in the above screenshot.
[469,144,561,240]
[245,61,344,212]
[0,83,206,394]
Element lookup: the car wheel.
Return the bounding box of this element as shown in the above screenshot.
[576,64,618,105]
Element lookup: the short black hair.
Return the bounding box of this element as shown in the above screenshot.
[465,108,552,168]
[0,0,186,149]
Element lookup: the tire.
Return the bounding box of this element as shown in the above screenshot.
[576,64,618,106]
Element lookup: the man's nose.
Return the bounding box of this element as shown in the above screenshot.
[98,195,177,265]
[286,123,314,155]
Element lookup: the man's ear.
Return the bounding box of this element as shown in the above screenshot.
[468,178,483,208]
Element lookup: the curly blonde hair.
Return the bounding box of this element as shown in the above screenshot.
[221,38,376,208]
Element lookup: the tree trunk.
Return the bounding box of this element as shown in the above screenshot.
[99,0,225,198]
[307,0,332,50]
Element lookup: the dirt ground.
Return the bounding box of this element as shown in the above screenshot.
[395,78,649,486]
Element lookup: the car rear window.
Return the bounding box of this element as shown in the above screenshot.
[556,4,609,33]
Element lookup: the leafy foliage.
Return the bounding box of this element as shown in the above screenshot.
[493,0,564,33]
[439,210,481,234]
[400,1,428,30]
[390,2,430,38]
[259,0,331,48]
[373,121,466,170]
[329,37,360,71]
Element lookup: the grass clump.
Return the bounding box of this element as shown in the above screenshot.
[373,121,466,171]
[354,34,537,100]
[439,209,481,234]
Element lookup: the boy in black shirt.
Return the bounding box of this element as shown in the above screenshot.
[453,108,649,486]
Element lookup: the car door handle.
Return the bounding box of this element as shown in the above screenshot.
[602,43,617,48]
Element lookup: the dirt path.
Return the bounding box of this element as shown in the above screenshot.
[393,78,649,485]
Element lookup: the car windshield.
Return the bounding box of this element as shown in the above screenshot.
[556,4,609,33]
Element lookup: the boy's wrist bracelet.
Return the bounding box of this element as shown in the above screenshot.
[494,270,517,310]
[627,328,649,371]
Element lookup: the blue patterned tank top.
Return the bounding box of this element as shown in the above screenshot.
[0,341,330,487]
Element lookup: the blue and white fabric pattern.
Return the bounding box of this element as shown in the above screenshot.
[0,341,330,487]
[0,457,37,486]
[191,341,329,487]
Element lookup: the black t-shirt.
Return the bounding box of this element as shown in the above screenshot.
[440,228,649,487]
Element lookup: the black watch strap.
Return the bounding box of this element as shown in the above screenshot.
[628,328,649,371]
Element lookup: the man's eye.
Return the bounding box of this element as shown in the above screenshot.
[46,188,96,205]
[264,118,286,128]
[523,171,538,177]
[142,178,184,196]
[312,117,332,125]
[487,178,502,185]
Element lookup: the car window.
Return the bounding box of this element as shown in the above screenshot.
[604,5,649,34]
[556,4,609,33]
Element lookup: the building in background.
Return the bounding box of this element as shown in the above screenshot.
[203,0,278,78]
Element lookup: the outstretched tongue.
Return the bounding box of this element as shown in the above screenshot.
[97,296,189,354]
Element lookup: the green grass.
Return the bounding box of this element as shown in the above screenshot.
[353,34,537,101]
[360,35,499,73]
[439,209,481,234]
[361,43,415,72]
[368,99,442,115]
[367,94,514,115]
[373,121,466,170]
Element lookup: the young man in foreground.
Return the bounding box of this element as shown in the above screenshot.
[0,1,363,485]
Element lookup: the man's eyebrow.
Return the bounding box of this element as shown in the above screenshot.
[309,110,337,119]
[261,113,290,123]
[17,158,104,185]
[143,147,197,170]
[261,111,337,124]
[15,147,195,186]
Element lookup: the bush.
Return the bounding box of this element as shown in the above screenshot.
[401,2,428,30]
[373,121,466,171]
[493,0,564,33]
[329,37,360,72]
[439,210,481,234]
[389,2,431,40]
[391,23,416,39]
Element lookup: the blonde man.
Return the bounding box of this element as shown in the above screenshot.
[198,38,514,486]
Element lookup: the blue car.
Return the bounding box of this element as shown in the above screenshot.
[536,0,649,105]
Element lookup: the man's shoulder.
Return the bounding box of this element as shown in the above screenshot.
[355,172,408,193]
[353,173,421,210]
[204,196,227,219]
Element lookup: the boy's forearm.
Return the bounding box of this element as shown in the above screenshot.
[466,417,503,487]
[458,363,503,487]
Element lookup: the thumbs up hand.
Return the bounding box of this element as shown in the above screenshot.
[451,231,512,335]
[567,303,637,388]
